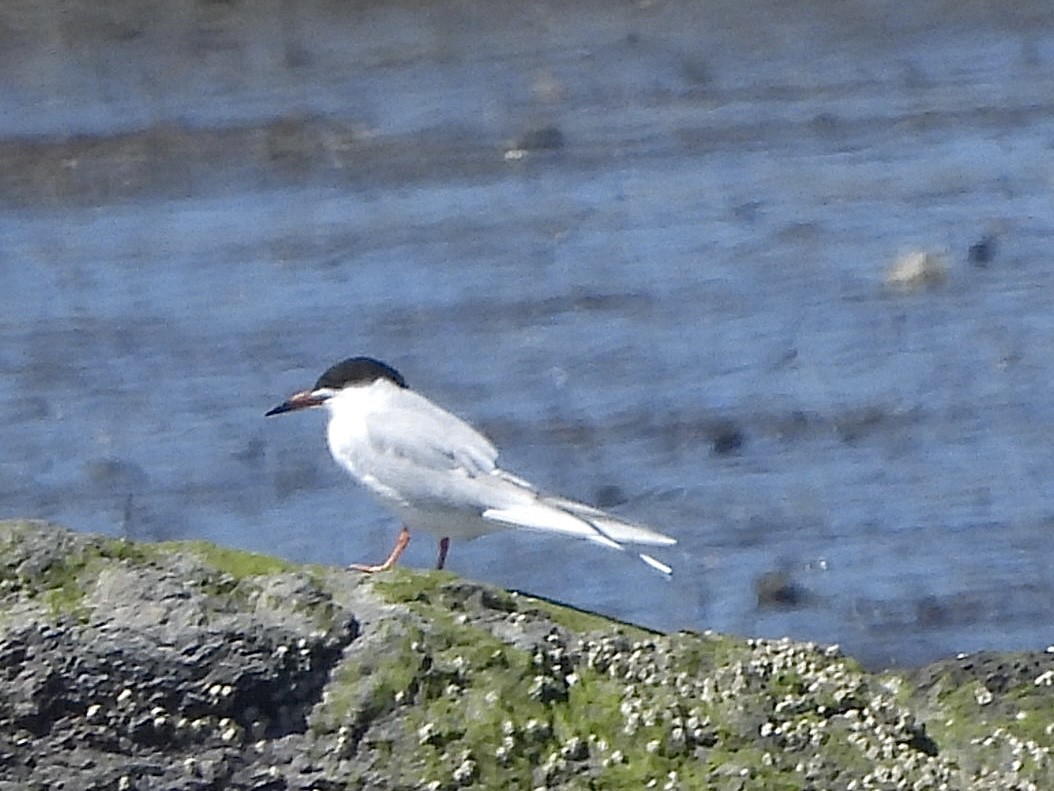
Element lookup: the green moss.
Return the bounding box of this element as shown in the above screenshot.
[513,591,655,637]
[666,631,753,677]
[0,535,161,619]
[1003,690,1054,745]
[875,663,1053,787]
[369,572,704,783]
[701,746,805,789]
[42,574,89,621]
[405,646,551,786]
[369,567,465,606]
[347,573,747,787]
[920,674,1054,782]
[1,531,297,622]
[158,540,294,578]
[372,568,653,642]
[313,620,428,735]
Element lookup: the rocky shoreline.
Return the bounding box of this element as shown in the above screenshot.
[0,520,1049,789]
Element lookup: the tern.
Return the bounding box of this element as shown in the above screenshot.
[265,357,677,575]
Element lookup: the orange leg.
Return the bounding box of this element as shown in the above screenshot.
[436,537,450,570]
[349,526,411,573]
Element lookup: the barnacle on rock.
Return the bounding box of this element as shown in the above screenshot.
[2,522,1051,790]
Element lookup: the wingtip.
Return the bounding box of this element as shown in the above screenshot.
[639,553,673,577]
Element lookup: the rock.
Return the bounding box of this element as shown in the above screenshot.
[968,234,997,267]
[710,421,745,455]
[514,125,565,152]
[504,125,565,160]
[886,249,949,291]
[754,569,807,608]
[0,520,1050,789]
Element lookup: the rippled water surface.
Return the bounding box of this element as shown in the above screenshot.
[2,0,1053,667]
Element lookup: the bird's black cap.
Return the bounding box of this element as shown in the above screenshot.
[315,357,408,390]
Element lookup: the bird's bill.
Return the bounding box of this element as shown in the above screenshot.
[265,390,328,416]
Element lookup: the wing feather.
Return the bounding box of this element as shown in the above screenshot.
[364,388,499,477]
[540,495,678,546]
[350,385,677,573]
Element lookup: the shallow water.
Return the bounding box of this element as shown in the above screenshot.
[2,0,1053,667]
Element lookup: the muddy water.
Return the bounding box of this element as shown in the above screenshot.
[2,0,1053,667]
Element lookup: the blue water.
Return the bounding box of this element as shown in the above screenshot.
[2,0,1053,667]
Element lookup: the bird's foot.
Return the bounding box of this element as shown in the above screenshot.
[348,559,398,574]
[348,526,410,574]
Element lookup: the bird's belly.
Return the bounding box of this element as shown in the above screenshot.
[387,501,504,541]
[353,473,482,535]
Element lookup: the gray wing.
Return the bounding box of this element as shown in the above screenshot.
[365,388,500,476]
[357,388,676,574]
[354,388,522,510]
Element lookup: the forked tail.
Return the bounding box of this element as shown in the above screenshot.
[482,492,676,576]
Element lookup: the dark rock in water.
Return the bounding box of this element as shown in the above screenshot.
[0,520,1050,790]
[968,235,997,266]
[710,421,745,455]
[755,570,806,608]
[514,124,565,152]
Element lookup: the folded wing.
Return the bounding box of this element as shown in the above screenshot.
[361,388,677,574]
[364,388,500,477]
[484,489,677,576]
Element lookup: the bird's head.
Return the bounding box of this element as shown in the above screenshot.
[265,356,407,416]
